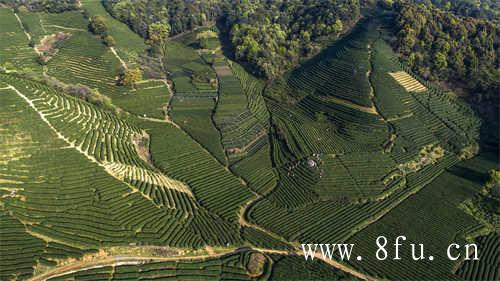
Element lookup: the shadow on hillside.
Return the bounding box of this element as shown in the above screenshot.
[448,165,488,185]
[215,16,262,78]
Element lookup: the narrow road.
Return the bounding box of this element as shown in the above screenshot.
[29,251,236,281]
[29,247,376,281]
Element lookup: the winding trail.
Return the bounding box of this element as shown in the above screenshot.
[29,252,235,281]
[13,12,31,41]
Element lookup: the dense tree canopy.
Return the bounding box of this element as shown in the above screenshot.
[412,0,499,20]
[103,0,221,38]
[88,16,108,36]
[118,67,143,87]
[392,0,499,103]
[225,0,361,78]
[0,0,79,12]
[103,0,360,79]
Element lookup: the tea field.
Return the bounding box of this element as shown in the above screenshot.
[0,4,497,281]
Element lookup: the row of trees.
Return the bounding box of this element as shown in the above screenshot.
[225,0,360,78]
[88,15,116,47]
[1,0,79,13]
[391,0,498,103]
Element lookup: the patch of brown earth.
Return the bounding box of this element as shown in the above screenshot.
[35,32,71,63]
[131,130,153,166]
[246,252,267,277]
[214,65,232,76]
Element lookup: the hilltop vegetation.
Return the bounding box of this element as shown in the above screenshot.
[391,0,499,98]
[103,0,361,78]
[0,0,79,12]
[103,0,221,37]
[388,0,499,143]
[223,0,361,78]
[411,0,499,20]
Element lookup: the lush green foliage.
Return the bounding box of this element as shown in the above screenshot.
[103,0,360,78]
[246,22,482,281]
[412,0,499,20]
[103,0,220,37]
[1,0,79,12]
[1,4,498,281]
[225,0,361,78]
[392,1,499,103]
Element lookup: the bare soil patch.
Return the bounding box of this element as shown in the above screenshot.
[131,130,153,166]
[35,32,71,63]
[214,65,232,76]
[246,252,267,277]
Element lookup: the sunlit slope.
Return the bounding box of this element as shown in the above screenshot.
[0,9,41,73]
[246,18,483,280]
[166,31,277,195]
[80,0,148,63]
[264,20,479,202]
[0,73,253,280]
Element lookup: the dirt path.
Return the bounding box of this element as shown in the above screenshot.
[13,12,31,41]
[42,25,86,32]
[318,95,378,114]
[29,251,235,281]
[110,46,127,69]
[29,246,376,281]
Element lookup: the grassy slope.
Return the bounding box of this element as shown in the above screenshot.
[0,8,41,73]
[80,0,147,64]
[166,35,226,165]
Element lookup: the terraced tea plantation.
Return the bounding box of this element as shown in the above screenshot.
[0,4,497,281]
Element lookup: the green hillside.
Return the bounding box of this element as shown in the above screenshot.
[0,2,497,281]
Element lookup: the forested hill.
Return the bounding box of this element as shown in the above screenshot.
[0,0,79,12]
[411,0,499,20]
[388,0,499,142]
[102,0,222,37]
[102,0,361,79]
[391,1,498,95]
[223,0,360,78]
